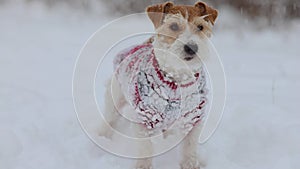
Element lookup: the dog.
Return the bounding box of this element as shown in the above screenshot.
[99,1,218,169]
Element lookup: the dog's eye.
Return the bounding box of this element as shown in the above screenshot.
[197,25,204,31]
[169,23,179,31]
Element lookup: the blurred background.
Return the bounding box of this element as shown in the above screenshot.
[1,0,299,24]
[0,0,299,169]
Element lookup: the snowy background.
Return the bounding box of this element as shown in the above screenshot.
[0,0,300,169]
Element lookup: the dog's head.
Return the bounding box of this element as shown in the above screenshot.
[146,1,218,81]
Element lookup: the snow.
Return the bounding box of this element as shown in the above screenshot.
[0,1,300,169]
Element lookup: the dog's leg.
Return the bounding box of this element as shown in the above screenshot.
[98,76,125,139]
[134,124,153,169]
[180,124,204,169]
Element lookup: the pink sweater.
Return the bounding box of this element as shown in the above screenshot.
[114,44,207,134]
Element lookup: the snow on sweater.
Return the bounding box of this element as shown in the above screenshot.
[113,43,208,134]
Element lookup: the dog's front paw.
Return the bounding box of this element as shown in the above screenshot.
[180,156,203,169]
[135,159,153,169]
[162,129,175,139]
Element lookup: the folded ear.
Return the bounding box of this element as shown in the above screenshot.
[194,1,218,25]
[146,2,174,28]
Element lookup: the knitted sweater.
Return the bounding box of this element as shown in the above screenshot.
[113,44,207,134]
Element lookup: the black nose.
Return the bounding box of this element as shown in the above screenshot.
[184,43,198,55]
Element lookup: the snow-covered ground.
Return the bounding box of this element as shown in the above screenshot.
[0,2,300,169]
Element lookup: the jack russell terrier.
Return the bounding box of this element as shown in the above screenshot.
[99,1,218,169]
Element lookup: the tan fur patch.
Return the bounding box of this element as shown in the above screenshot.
[154,14,213,46]
[156,14,186,45]
[146,1,218,29]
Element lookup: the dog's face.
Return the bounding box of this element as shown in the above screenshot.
[147,1,218,81]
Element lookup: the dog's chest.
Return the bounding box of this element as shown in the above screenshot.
[114,44,207,133]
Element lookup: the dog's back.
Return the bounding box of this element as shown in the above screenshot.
[113,43,208,134]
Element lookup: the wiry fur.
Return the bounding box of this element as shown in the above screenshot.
[99,1,218,169]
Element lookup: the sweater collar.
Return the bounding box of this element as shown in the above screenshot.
[149,47,201,89]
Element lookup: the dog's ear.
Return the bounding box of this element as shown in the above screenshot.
[146,1,174,28]
[194,1,218,25]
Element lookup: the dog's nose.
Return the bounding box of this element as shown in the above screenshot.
[184,43,198,55]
